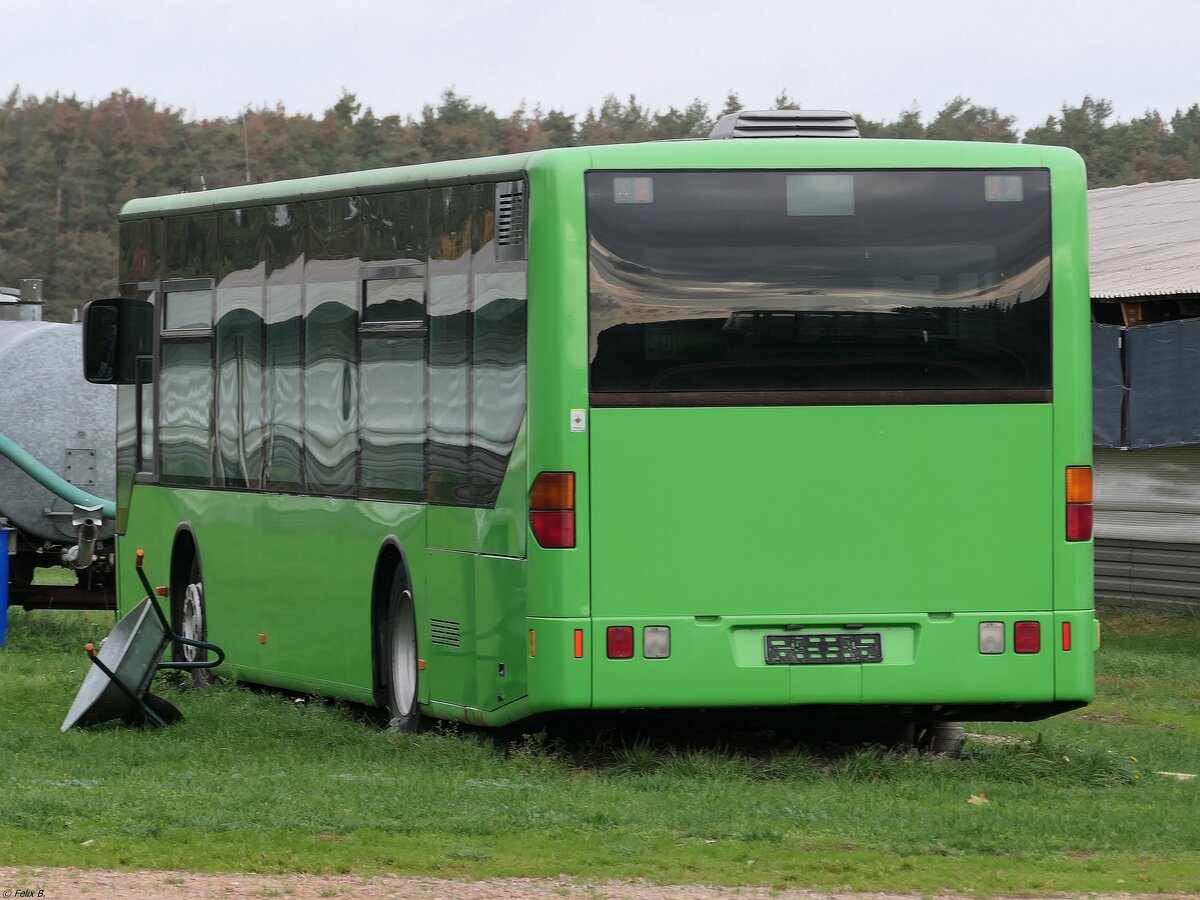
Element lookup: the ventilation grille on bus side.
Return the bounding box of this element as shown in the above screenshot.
[708,109,860,139]
[430,618,462,648]
[495,181,526,261]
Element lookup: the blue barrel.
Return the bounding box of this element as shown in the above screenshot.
[0,527,9,647]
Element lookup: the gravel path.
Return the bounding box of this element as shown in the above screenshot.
[2,868,1198,900]
[0,869,894,899]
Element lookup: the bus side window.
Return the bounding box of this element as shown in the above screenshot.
[428,185,475,505]
[360,190,429,501]
[264,202,306,492]
[470,184,527,507]
[303,197,361,496]
[214,206,266,490]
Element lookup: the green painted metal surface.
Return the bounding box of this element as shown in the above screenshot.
[113,136,1093,722]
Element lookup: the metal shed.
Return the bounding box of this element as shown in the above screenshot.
[1089,178,1200,606]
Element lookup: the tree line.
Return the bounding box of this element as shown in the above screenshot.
[3,88,1199,321]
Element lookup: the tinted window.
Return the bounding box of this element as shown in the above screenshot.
[264,203,305,490]
[588,170,1052,403]
[163,290,213,331]
[427,185,475,504]
[120,218,159,284]
[215,207,266,488]
[159,339,212,484]
[165,214,216,279]
[470,186,526,507]
[303,198,360,494]
[364,270,425,325]
[359,193,429,501]
[364,190,427,263]
[361,334,425,499]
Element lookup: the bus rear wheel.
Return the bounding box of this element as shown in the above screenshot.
[383,574,421,732]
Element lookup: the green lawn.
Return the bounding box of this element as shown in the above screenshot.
[1,602,1197,895]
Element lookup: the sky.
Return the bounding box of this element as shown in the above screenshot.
[3,0,1199,133]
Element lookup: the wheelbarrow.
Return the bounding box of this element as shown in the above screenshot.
[61,550,224,730]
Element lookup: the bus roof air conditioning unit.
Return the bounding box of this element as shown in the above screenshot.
[708,109,860,139]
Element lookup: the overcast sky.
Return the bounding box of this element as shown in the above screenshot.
[4,0,1198,133]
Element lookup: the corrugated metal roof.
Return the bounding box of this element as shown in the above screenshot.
[1089,178,1200,299]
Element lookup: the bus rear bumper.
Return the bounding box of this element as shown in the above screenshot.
[583,611,1095,713]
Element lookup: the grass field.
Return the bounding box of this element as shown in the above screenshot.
[1,598,1198,896]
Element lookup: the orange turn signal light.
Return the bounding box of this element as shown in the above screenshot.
[1066,466,1092,504]
[530,472,575,511]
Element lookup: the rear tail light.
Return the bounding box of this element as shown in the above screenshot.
[979,622,1005,654]
[1066,466,1093,542]
[643,626,671,659]
[607,626,634,659]
[1014,621,1041,654]
[530,472,575,548]
[1061,621,1072,651]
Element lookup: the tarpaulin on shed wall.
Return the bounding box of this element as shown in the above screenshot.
[1091,318,1200,449]
[1092,324,1125,448]
[1126,319,1200,448]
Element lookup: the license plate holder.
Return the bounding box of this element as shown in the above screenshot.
[764,632,883,665]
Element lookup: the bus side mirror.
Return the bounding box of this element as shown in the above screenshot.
[82,298,154,385]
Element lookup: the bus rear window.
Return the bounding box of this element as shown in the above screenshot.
[587,169,1052,405]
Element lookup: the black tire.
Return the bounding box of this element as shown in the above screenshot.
[382,569,421,732]
[171,550,212,689]
[915,722,966,756]
[9,553,36,588]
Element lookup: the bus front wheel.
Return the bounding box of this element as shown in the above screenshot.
[171,549,211,689]
[384,574,422,732]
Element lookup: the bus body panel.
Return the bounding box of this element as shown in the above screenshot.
[117,486,427,703]
[1045,147,1095,613]
[589,403,1054,619]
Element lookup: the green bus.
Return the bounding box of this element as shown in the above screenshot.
[83,110,1096,733]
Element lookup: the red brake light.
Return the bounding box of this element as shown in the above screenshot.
[1014,621,1041,654]
[530,510,575,548]
[1066,466,1093,542]
[530,472,576,548]
[1066,503,1093,542]
[607,626,634,659]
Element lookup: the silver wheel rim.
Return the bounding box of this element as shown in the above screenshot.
[182,580,204,662]
[390,591,417,718]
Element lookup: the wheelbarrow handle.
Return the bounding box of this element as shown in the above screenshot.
[134,550,226,672]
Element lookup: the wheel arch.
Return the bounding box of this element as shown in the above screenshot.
[168,521,200,605]
[371,535,415,708]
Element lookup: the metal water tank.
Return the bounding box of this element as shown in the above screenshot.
[0,318,116,583]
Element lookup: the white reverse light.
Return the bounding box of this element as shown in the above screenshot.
[643,626,671,659]
[979,622,1005,655]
